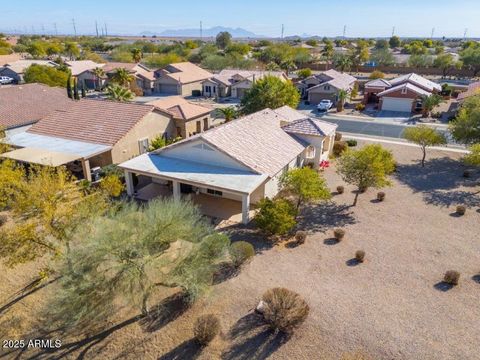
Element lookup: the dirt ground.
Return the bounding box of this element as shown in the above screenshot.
[1,141,479,360]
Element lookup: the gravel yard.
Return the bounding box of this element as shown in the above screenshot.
[1,140,479,360]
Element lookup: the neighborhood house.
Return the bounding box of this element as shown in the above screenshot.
[0,59,58,83]
[119,106,337,225]
[154,62,213,96]
[298,69,357,104]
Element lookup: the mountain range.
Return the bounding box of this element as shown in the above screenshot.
[140,26,262,38]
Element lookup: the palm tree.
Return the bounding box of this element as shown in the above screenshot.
[106,84,134,102]
[336,89,349,112]
[334,54,353,73]
[217,106,238,122]
[131,48,143,63]
[92,67,105,91]
[111,68,134,88]
[280,60,297,76]
[421,94,443,117]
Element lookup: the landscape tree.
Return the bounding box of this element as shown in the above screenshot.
[26,42,47,58]
[421,94,443,117]
[389,36,401,48]
[255,198,297,235]
[374,39,389,50]
[408,54,433,68]
[266,62,281,71]
[296,68,312,79]
[463,143,480,166]
[106,83,135,102]
[449,96,480,144]
[336,89,349,112]
[370,48,395,66]
[305,39,318,47]
[217,106,238,122]
[433,53,456,77]
[24,64,69,87]
[349,43,369,71]
[460,46,480,76]
[241,75,300,114]
[350,82,359,101]
[369,70,385,79]
[280,167,331,210]
[64,41,80,60]
[280,59,297,76]
[321,41,334,69]
[403,125,447,167]
[131,47,143,63]
[0,160,24,210]
[92,67,105,90]
[111,68,134,88]
[47,199,230,330]
[336,144,396,206]
[66,72,73,98]
[216,31,232,50]
[333,53,352,72]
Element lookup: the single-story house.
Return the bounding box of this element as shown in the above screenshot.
[300,69,357,104]
[0,60,58,83]
[202,69,288,99]
[457,81,480,103]
[146,96,213,139]
[364,73,442,113]
[0,83,72,135]
[118,106,337,225]
[76,62,155,94]
[65,60,104,77]
[2,99,175,181]
[154,62,213,96]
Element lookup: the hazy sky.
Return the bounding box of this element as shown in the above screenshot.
[1,0,479,38]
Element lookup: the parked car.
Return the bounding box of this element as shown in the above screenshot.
[317,99,333,112]
[0,76,14,84]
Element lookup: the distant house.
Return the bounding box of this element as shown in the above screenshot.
[77,62,155,94]
[0,83,72,135]
[118,106,337,225]
[146,96,213,138]
[202,69,288,99]
[65,60,104,77]
[2,99,175,181]
[364,73,441,113]
[299,69,357,104]
[0,60,58,83]
[154,62,213,96]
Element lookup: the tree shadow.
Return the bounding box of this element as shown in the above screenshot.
[0,276,61,316]
[471,275,480,284]
[213,262,240,285]
[158,338,202,360]
[346,258,360,267]
[425,190,480,209]
[221,223,274,253]
[222,313,289,360]
[323,238,340,245]
[434,281,455,292]
[297,201,357,233]
[140,292,191,333]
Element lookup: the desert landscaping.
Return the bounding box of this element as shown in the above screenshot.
[1,140,479,360]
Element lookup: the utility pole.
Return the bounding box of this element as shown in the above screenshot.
[392,26,395,37]
[104,23,108,37]
[281,24,284,40]
[463,28,468,40]
[54,23,58,36]
[343,25,347,38]
[95,21,99,37]
[200,21,203,40]
[72,18,77,37]
[41,24,45,35]
[431,27,435,39]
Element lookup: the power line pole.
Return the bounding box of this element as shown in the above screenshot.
[281,24,284,40]
[95,21,99,37]
[104,23,108,37]
[54,23,58,36]
[343,25,347,38]
[200,21,203,40]
[392,26,395,37]
[431,27,435,39]
[72,18,77,37]
[463,28,468,40]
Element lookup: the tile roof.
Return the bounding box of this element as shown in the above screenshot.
[160,62,213,84]
[2,60,57,74]
[65,60,104,76]
[0,83,72,129]
[160,108,307,176]
[365,79,391,88]
[378,83,431,97]
[272,105,307,122]
[389,73,441,92]
[102,62,138,73]
[0,53,23,66]
[282,117,338,137]
[458,81,480,101]
[307,69,356,92]
[213,69,287,85]
[27,99,154,146]
[146,96,211,120]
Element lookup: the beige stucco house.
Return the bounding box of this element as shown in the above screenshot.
[298,69,357,104]
[0,60,58,83]
[154,62,213,96]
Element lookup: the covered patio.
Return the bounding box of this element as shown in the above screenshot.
[120,153,268,224]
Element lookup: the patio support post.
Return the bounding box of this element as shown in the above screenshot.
[241,193,250,225]
[172,181,181,201]
[125,171,134,196]
[81,159,92,182]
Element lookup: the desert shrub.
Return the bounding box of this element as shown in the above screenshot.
[355,250,365,263]
[100,174,124,197]
[193,314,221,345]
[355,103,366,111]
[346,139,358,147]
[230,241,255,267]
[262,287,309,333]
[255,198,298,235]
[334,228,345,241]
[336,186,345,195]
[333,141,348,156]
[456,205,466,215]
[294,230,307,245]
[377,191,385,201]
[444,270,460,285]
[0,214,7,227]
[335,132,343,141]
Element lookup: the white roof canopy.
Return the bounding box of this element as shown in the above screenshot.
[1,147,81,166]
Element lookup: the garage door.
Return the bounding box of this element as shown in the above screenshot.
[309,92,337,105]
[381,97,413,112]
[157,83,178,94]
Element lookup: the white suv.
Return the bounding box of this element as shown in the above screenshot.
[317,99,333,112]
[0,76,14,84]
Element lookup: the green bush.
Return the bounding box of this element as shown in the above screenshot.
[377,192,385,201]
[333,141,348,156]
[230,241,255,267]
[346,139,357,147]
[334,228,345,241]
[355,250,365,263]
[255,198,297,235]
[193,314,221,345]
[444,270,460,285]
[456,205,466,215]
[355,103,366,111]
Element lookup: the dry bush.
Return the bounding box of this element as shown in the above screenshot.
[334,228,346,241]
[230,241,255,267]
[377,192,385,201]
[355,250,365,263]
[444,270,460,285]
[333,141,348,156]
[335,132,343,141]
[295,230,307,245]
[193,314,221,345]
[456,205,466,215]
[337,185,345,194]
[262,287,309,333]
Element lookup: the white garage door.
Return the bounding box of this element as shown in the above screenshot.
[381,97,413,112]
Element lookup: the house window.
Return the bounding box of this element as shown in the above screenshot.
[196,121,201,133]
[205,85,212,93]
[213,86,216,93]
[401,87,407,94]
[207,188,223,197]
[306,145,316,159]
[324,85,330,90]
[138,138,149,154]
